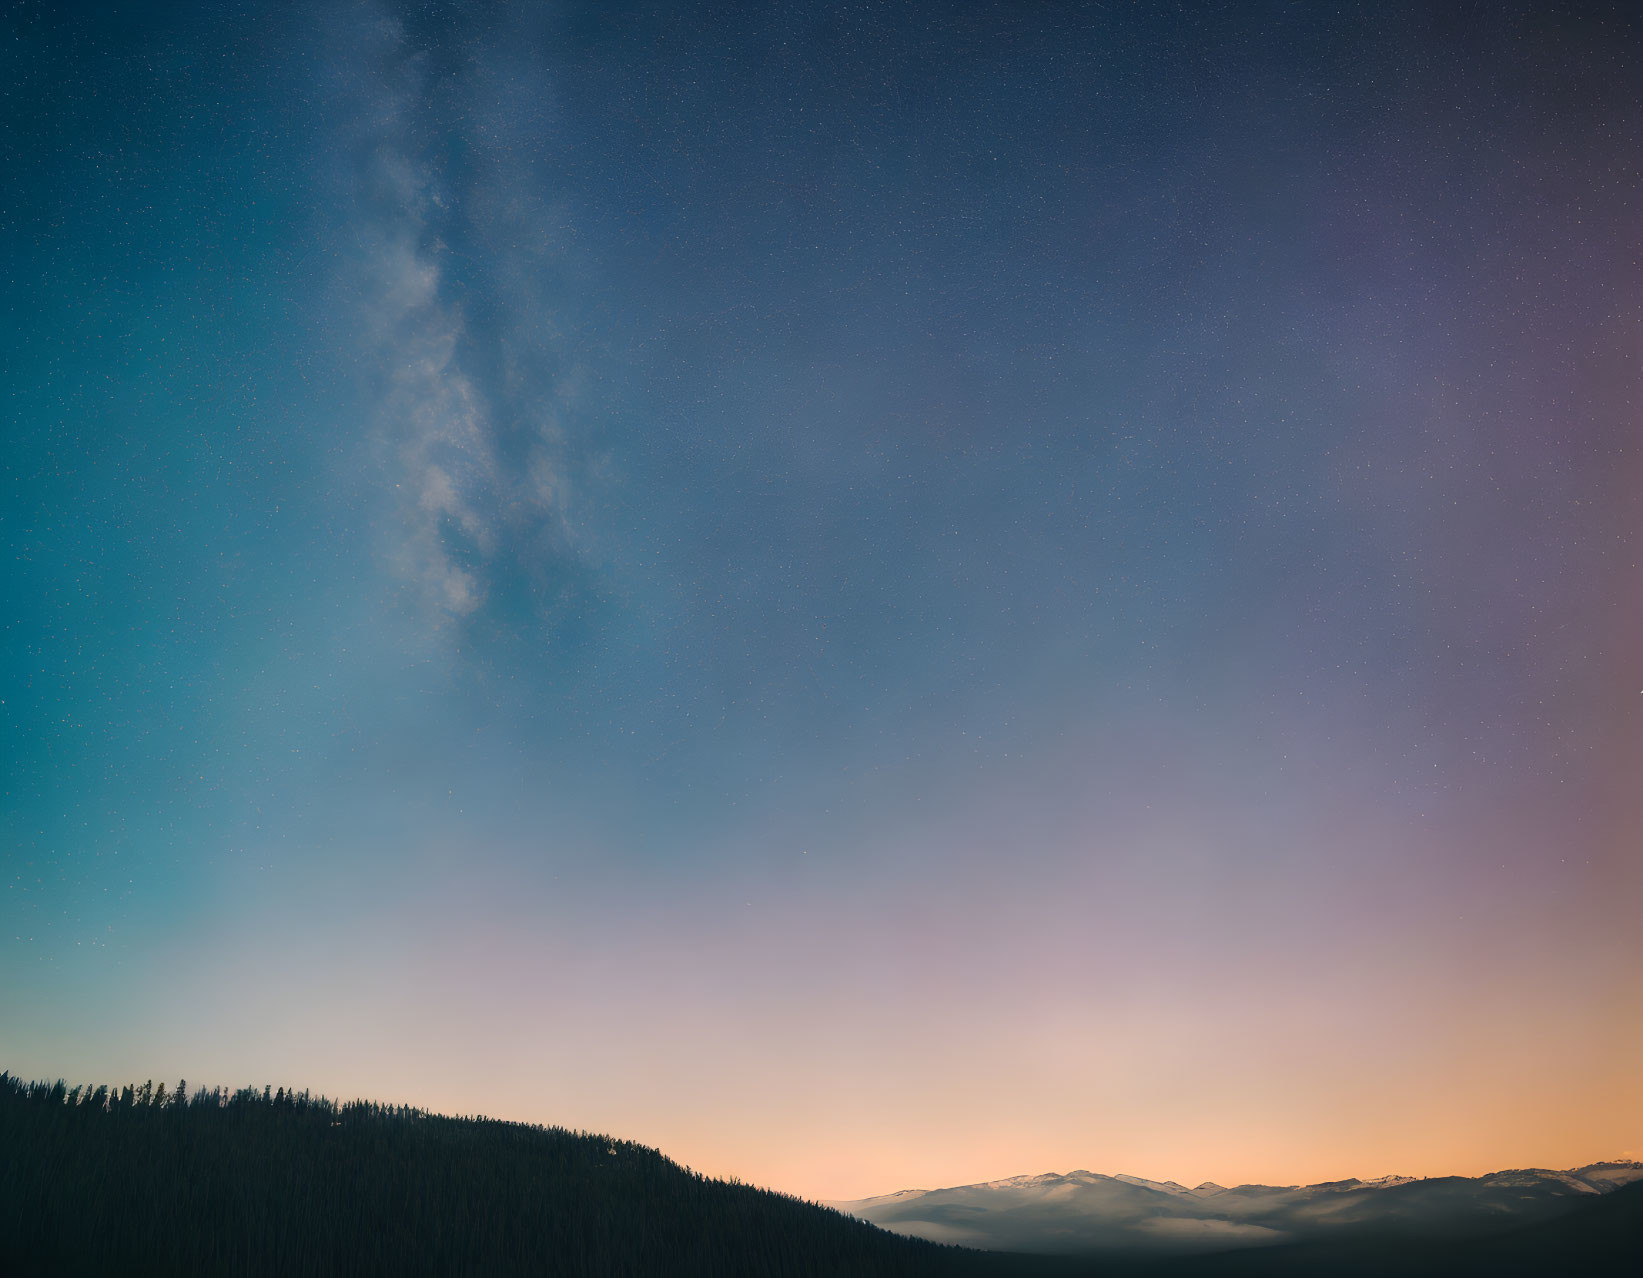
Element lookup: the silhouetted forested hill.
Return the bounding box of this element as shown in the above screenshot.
[0,1073,1076,1278]
[5,1072,1633,1276]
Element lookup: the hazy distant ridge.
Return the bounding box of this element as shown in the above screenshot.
[829,1161,1643,1254]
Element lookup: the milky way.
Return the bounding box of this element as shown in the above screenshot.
[5,1,1640,1199]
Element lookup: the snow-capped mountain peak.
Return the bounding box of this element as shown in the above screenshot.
[1113,1173,1193,1195]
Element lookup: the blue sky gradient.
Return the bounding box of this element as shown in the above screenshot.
[5,0,1641,1197]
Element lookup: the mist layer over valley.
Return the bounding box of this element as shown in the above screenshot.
[831,1162,1643,1255]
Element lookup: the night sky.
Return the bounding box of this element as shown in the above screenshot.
[5,1,1641,1199]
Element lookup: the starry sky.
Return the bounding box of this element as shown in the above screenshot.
[4,1,1641,1200]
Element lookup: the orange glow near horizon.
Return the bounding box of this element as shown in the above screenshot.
[9,766,1641,1203]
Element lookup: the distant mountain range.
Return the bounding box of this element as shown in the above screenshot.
[829,1161,1643,1256]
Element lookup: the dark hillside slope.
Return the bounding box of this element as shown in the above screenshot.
[0,1074,1075,1278]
